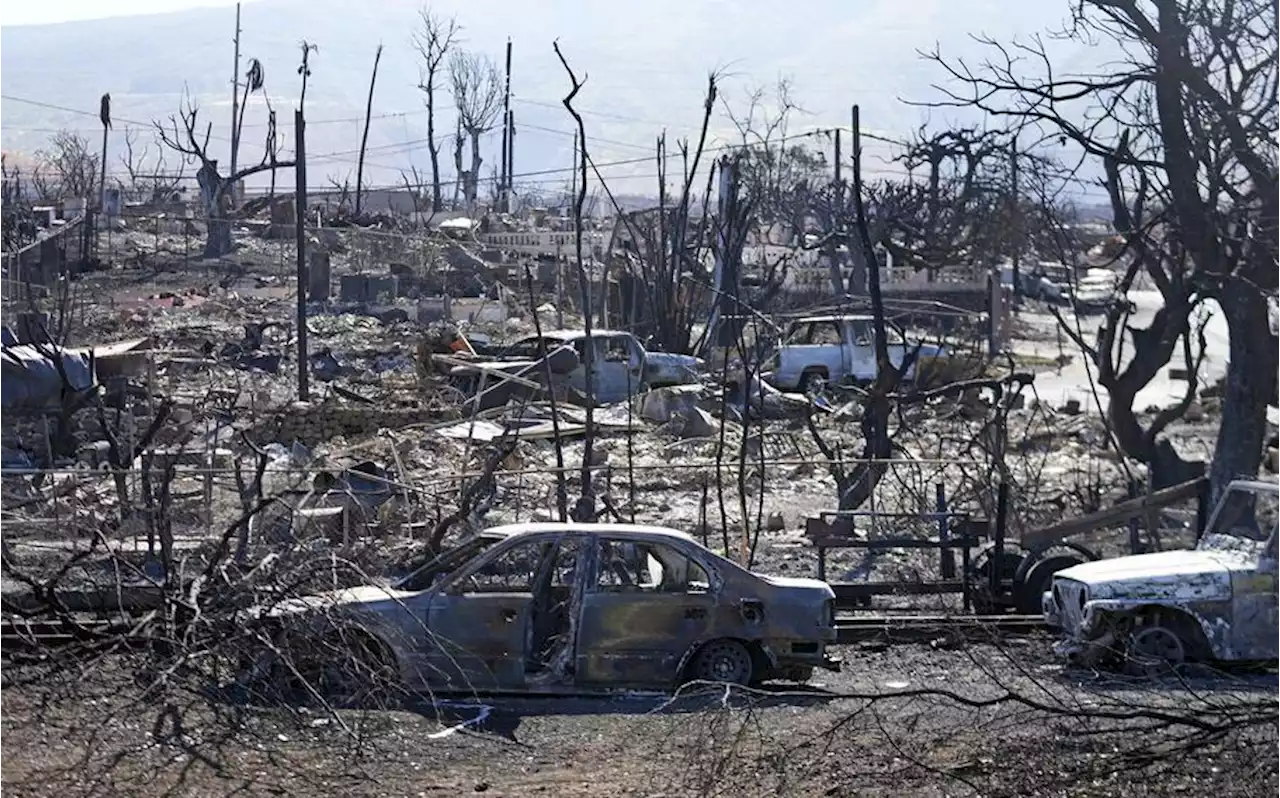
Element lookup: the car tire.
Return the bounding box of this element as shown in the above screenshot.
[689,639,755,686]
[1125,623,1187,677]
[799,369,827,394]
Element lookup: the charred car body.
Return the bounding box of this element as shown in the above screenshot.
[1044,480,1278,670]
[258,523,840,695]
[443,330,703,410]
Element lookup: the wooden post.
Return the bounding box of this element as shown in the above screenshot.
[992,480,1008,604]
[937,482,954,579]
[295,109,310,401]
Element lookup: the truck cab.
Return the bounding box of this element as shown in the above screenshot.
[763,315,945,392]
[1043,479,1278,671]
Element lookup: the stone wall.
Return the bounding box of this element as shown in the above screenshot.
[246,401,458,446]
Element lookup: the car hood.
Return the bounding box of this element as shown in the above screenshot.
[645,352,704,371]
[1054,550,1233,601]
[1074,284,1116,299]
[758,574,835,598]
[915,343,947,358]
[449,359,538,375]
[266,584,416,617]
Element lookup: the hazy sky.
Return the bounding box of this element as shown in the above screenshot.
[2,0,1114,200]
[2,0,255,26]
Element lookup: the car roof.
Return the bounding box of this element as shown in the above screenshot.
[519,330,633,342]
[791,315,872,324]
[1225,479,1279,495]
[482,522,699,543]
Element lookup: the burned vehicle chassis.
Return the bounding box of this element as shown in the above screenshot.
[1044,480,1279,673]
[254,524,840,697]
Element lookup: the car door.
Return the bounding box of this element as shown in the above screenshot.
[576,538,716,687]
[808,320,847,382]
[592,334,642,403]
[775,322,814,387]
[1228,496,1280,660]
[423,536,555,691]
[884,321,912,376]
[846,318,876,381]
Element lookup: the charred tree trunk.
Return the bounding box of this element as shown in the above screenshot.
[428,102,442,212]
[1098,301,1204,490]
[1209,283,1277,503]
[354,44,383,217]
[467,131,483,208]
[197,163,233,259]
[847,241,867,296]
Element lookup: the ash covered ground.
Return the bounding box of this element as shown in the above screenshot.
[2,225,1273,797]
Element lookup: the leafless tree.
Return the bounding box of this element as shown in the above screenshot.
[590,74,721,354]
[399,163,428,222]
[31,130,100,201]
[118,127,187,203]
[883,127,1010,280]
[721,80,835,295]
[411,8,460,213]
[156,93,293,258]
[449,50,503,208]
[924,0,1279,497]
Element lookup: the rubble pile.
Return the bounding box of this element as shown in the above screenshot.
[1,220,1261,607]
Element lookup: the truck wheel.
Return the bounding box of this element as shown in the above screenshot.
[799,369,827,394]
[1125,624,1187,677]
[1013,554,1086,614]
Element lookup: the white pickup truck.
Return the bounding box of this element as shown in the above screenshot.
[761,314,946,392]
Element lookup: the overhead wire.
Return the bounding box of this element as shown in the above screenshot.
[3,94,1109,198]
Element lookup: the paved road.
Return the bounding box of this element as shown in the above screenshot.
[1016,290,1235,414]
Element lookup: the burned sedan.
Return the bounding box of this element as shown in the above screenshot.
[258,523,840,696]
[1044,479,1278,672]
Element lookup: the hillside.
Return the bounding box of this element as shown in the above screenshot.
[1,0,1109,202]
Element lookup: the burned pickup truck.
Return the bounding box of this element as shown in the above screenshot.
[441,330,703,410]
[1044,479,1278,672]
[251,523,839,697]
[761,315,946,393]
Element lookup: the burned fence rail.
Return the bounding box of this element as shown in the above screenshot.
[833,613,1047,644]
[805,492,996,613]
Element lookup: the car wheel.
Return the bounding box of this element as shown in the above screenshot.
[690,639,755,685]
[799,370,827,394]
[1125,623,1187,677]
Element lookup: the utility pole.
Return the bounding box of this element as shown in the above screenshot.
[97,93,111,259]
[825,127,846,297]
[834,127,842,185]
[500,38,512,213]
[295,110,309,401]
[508,110,516,208]
[228,2,242,205]
[1009,135,1021,304]
[97,94,110,211]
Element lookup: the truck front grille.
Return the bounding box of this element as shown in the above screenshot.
[1053,579,1088,632]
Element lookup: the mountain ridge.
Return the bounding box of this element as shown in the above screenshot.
[1,0,1111,203]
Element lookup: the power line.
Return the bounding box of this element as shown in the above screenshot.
[3,93,1108,198]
